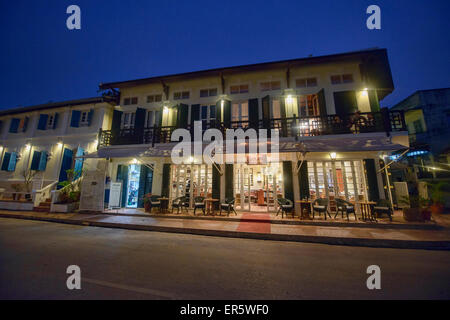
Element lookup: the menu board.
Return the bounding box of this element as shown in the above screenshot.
[109,182,122,209]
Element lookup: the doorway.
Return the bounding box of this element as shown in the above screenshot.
[126,164,141,208]
[234,163,283,213]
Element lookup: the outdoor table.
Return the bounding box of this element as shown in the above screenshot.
[205,198,219,216]
[295,200,312,219]
[158,197,169,214]
[356,201,377,221]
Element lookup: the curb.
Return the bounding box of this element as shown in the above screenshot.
[1,213,449,251]
[97,211,443,231]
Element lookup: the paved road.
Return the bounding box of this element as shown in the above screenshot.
[0,218,449,299]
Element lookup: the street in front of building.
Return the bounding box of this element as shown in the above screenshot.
[1,218,449,300]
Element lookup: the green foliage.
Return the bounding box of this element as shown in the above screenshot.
[427,181,450,205]
[399,195,430,209]
[57,168,84,204]
[142,193,152,204]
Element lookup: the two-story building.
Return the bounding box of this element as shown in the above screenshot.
[0,96,116,210]
[90,48,409,213]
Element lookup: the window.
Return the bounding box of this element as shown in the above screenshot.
[331,74,354,85]
[296,78,317,88]
[331,75,342,85]
[146,110,160,127]
[9,117,28,133]
[174,91,190,100]
[231,102,249,127]
[124,97,138,105]
[260,81,281,92]
[79,111,90,126]
[122,112,135,129]
[230,84,249,94]
[200,88,218,98]
[147,94,162,103]
[342,74,354,83]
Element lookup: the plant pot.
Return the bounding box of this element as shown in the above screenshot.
[144,202,151,212]
[421,209,432,221]
[12,193,16,201]
[403,208,423,222]
[430,203,444,215]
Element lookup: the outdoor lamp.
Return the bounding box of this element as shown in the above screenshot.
[329,152,337,160]
[163,106,169,114]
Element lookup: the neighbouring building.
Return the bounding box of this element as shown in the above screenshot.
[391,88,450,180]
[0,96,116,210]
[0,48,409,213]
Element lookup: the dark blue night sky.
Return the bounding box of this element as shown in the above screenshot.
[1,0,448,110]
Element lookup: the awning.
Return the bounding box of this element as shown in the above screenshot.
[81,132,409,159]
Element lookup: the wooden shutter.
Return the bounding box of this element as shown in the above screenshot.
[364,159,380,201]
[282,161,294,201]
[137,165,148,208]
[368,90,380,112]
[298,160,309,200]
[9,118,20,133]
[37,114,48,130]
[87,109,94,126]
[161,164,171,197]
[177,104,189,128]
[38,151,48,171]
[53,113,59,129]
[30,151,42,170]
[212,164,220,204]
[248,98,259,129]
[333,91,357,115]
[1,152,11,171]
[70,110,81,127]
[223,100,231,127]
[22,117,29,132]
[8,152,17,172]
[317,89,328,116]
[58,148,74,185]
[225,164,233,200]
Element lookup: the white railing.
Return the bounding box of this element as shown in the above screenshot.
[50,176,84,212]
[32,181,58,207]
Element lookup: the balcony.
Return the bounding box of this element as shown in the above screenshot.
[98,110,406,147]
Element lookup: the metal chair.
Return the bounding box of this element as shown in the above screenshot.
[312,198,331,220]
[219,197,237,216]
[193,196,205,216]
[149,195,161,213]
[171,196,189,214]
[276,198,294,218]
[373,199,393,221]
[335,198,357,221]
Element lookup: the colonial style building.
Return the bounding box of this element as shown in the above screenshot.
[92,48,408,212]
[0,97,116,210]
[0,48,409,213]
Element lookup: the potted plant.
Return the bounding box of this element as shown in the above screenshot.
[53,169,83,213]
[142,193,152,213]
[428,181,450,215]
[399,195,431,221]
[11,183,23,201]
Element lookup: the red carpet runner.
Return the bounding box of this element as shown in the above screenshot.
[237,213,271,234]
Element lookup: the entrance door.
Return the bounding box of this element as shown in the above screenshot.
[234,164,283,213]
[126,164,141,208]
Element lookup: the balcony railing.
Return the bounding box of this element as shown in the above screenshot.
[98,110,406,147]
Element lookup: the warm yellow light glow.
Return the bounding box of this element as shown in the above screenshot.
[286,95,293,104]
[188,156,194,163]
[25,144,31,151]
[329,152,337,160]
[221,100,224,109]
[361,88,368,97]
[131,158,138,164]
[163,106,169,114]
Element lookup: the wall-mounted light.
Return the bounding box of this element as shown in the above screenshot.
[163,106,169,114]
[131,158,138,164]
[286,95,293,104]
[329,152,337,160]
[361,88,368,97]
[25,144,31,151]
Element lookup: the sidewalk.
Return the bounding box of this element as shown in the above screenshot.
[0,210,449,250]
